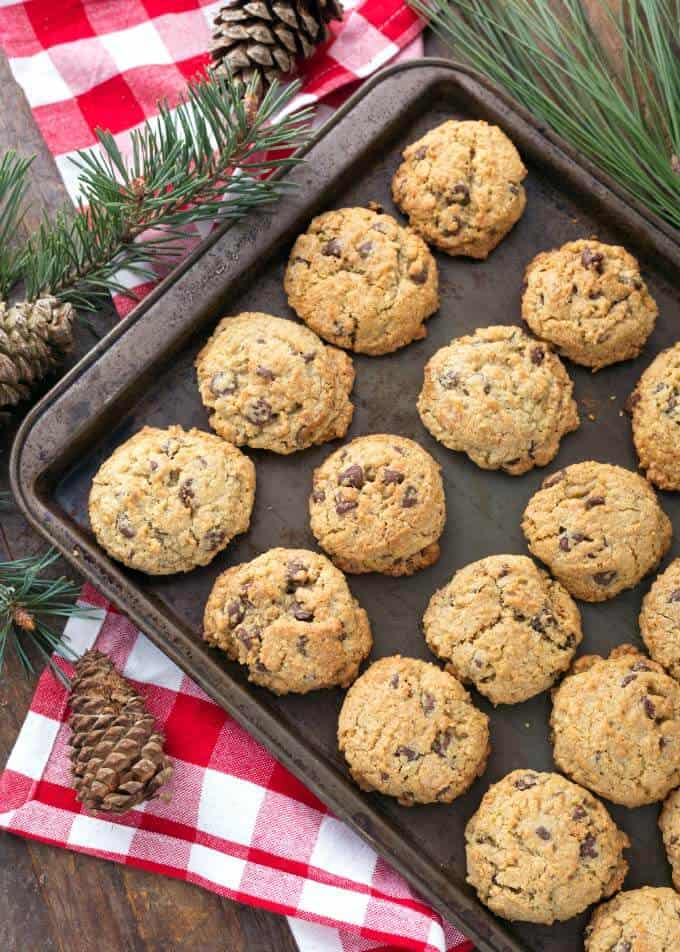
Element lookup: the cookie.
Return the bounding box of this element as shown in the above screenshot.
[195,312,354,454]
[629,342,680,490]
[89,425,255,575]
[522,239,658,371]
[522,461,671,602]
[337,656,489,805]
[465,770,629,925]
[309,434,446,576]
[550,645,680,807]
[660,787,680,890]
[585,887,680,951]
[203,548,371,694]
[283,206,439,355]
[423,555,582,705]
[391,120,527,259]
[417,325,579,475]
[640,559,680,679]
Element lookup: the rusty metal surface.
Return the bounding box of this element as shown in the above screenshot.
[11,61,680,951]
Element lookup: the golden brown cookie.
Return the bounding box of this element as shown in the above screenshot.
[89,425,255,575]
[585,887,680,951]
[309,434,446,575]
[203,548,371,694]
[550,645,680,807]
[391,119,527,258]
[629,342,680,490]
[196,312,354,454]
[423,554,582,705]
[417,325,579,475]
[338,656,490,805]
[639,558,680,680]
[522,239,658,371]
[284,206,438,355]
[466,770,629,925]
[522,461,671,602]
[659,788,680,890]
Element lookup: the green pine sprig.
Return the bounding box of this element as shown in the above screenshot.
[412,0,680,230]
[22,73,313,311]
[0,550,93,685]
[0,151,34,300]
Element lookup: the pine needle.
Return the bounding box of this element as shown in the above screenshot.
[0,151,33,299]
[412,0,680,229]
[23,72,313,310]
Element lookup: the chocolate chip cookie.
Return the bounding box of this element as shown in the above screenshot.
[391,120,527,259]
[203,548,371,694]
[522,239,658,371]
[585,887,680,951]
[465,770,629,925]
[629,342,680,490]
[89,425,255,575]
[551,646,680,807]
[338,656,490,805]
[659,788,680,890]
[195,312,354,454]
[309,434,446,575]
[639,558,680,680]
[522,461,671,602]
[417,325,579,475]
[424,554,582,705]
[283,206,439,355]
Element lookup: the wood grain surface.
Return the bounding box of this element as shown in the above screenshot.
[0,10,619,951]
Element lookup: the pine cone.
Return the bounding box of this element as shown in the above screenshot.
[68,650,174,814]
[210,0,344,93]
[0,296,75,423]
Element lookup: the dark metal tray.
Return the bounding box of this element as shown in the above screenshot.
[11,61,680,952]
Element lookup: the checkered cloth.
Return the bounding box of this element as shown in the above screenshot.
[0,2,472,950]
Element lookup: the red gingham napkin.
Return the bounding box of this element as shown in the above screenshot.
[0,3,472,950]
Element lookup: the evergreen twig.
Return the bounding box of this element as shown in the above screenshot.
[0,151,33,299]
[0,550,95,685]
[23,73,312,310]
[412,0,680,229]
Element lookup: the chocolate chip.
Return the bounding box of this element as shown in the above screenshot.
[643,696,657,719]
[167,468,180,486]
[580,834,598,858]
[179,479,195,508]
[572,805,587,820]
[432,731,452,756]
[338,464,364,489]
[535,826,551,841]
[234,627,260,652]
[449,181,470,205]
[543,470,564,488]
[297,635,308,656]
[210,371,236,396]
[149,459,158,471]
[286,560,308,592]
[322,238,342,257]
[117,513,135,538]
[295,425,310,447]
[585,496,605,509]
[421,693,435,715]
[531,613,548,634]
[335,498,358,516]
[669,590,680,603]
[631,660,652,672]
[395,745,419,761]
[389,673,400,689]
[383,468,405,485]
[205,528,225,549]
[226,601,245,627]
[292,601,314,622]
[593,571,617,586]
[246,398,272,425]
[589,290,604,300]
[530,346,545,365]
[508,183,520,194]
[621,673,637,687]
[581,247,604,272]
[303,351,316,363]
[256,365,275,381]
[357,241,373,257]
[402,486,418,508]
[415,146,428,160]
[666,394,678,414]
[559,535,571,552]
[410,264,429,285]
[514,774,537,790]
[311,489,326,503]
[439,370,460,390]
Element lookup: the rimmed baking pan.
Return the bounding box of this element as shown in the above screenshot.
[11,60,680,951]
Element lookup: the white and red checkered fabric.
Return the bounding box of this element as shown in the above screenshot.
[0,2,472,949]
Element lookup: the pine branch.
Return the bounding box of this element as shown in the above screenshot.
[0,550,94,684]
[0,151,33,299]
[413,0,680,230]
[23,73,313,310]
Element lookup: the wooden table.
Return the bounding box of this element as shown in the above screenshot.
[0,13,618,950]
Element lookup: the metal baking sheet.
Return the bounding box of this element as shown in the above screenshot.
[11,61,680,952]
